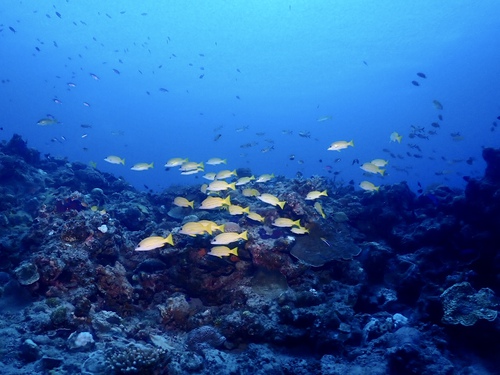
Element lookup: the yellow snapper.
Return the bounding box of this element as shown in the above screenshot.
[390,132,403,143]
[206,157,227,165]
[215,169,237,180]
[200,195,231,209]
[211,230,248,245]
[257,193,285,209]
[198,220,225,233]
[181,168,203,175]
[207,180,236,192]
[359,181,380,192]
[371,159,388,167]
[255,173,275,183]
[360,162,385,176]
[242,188,260,197]
[208,246,238,258]
[203,172,217,181]
[179,161,204,171]
[173,197,194,209]
[327,140,354,151]
[290,226,309,235]
[135,234,174,251]
[305,190,328,200]
[314,202,326,218]
[235,176,255,186]
[247,211,264,223]
[179,222,211,236]
[228,205,250,215]
[272,218,301,228]
[104,155,125,165]
[131,162,154,171]
[165,157,188,167]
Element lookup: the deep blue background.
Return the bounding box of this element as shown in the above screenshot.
[1,1,499,192]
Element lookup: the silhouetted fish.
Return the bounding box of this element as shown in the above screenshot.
[411,81,419,86]
[417,72,426,78]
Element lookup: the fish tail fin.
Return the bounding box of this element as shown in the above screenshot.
[349,140,354,147]
[243,206,250,214]
[223,196,231,206]
[229,183,236,190]
[322,189,328,196]
[218,224,226,232]
[188,200,194,209]
[121,159,126,165]
[240,230,248,240]
[150,162,154,168]
[165,233,174,246]
[278,200,285,209]
[230,247,239,256]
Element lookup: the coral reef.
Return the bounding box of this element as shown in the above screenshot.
[0,135,499,374]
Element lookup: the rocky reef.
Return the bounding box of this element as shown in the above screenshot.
[0,135,499,374]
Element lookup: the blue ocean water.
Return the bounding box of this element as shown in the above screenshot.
[1,1,499,192]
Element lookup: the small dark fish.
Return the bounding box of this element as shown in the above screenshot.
[413,154,423,158]
[363,60,368,66]
[83,102,90,107]
[35,47,40,52]
[417,189,423,194]
[53,41,58,47]
[113,68,120,74]
[9,26,16,33]
[334,158,341,163]
[55,11,61,18]
[438,115,443,121]
[352,159,359,165]
[236,95,240,100]
[199,74,204,79]
[80,124,92,128]
[199,53,205,57]
[416,72,426,78]
[289,154,295,160]
[159,87,169,92]
[318,159,323,163]
[236,68,241,73]
[214,133,222,141]
[466,157,474,165]
[431,122,440,128]
[411,80,420,86]
[141,12,148,16]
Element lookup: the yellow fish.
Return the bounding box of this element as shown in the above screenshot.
[206,158,227,165]
[257,193,285,209]
[179,161,204,171]
[131,162,154,171]
[327,140,354,151]
[165,158,188,167]
[242,188,260,197]
[290,226,309,235]
[198,220,225,233]
[173,197,194,209]
[305,190,328,200]
[207,180,236,192]
[203,172,217,181]
[211,231,248,245]
[235,176,255,186]
[390,132,403,143]
[314,202,326,218]
[215,169,237,180]
[255,173,275,183]
[228,205,250,215]
[104,155,125,165]
[179,222,211,236]
[371,159,388,167]
[360,162,385,176]
[208,246,238,258]
[247,211,264,223]
[200,195,231,209]
[272,218,301,228]
[135,234,174,251]
[359,181,380,192]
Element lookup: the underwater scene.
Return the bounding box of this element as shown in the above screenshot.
[1,1,500,374]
